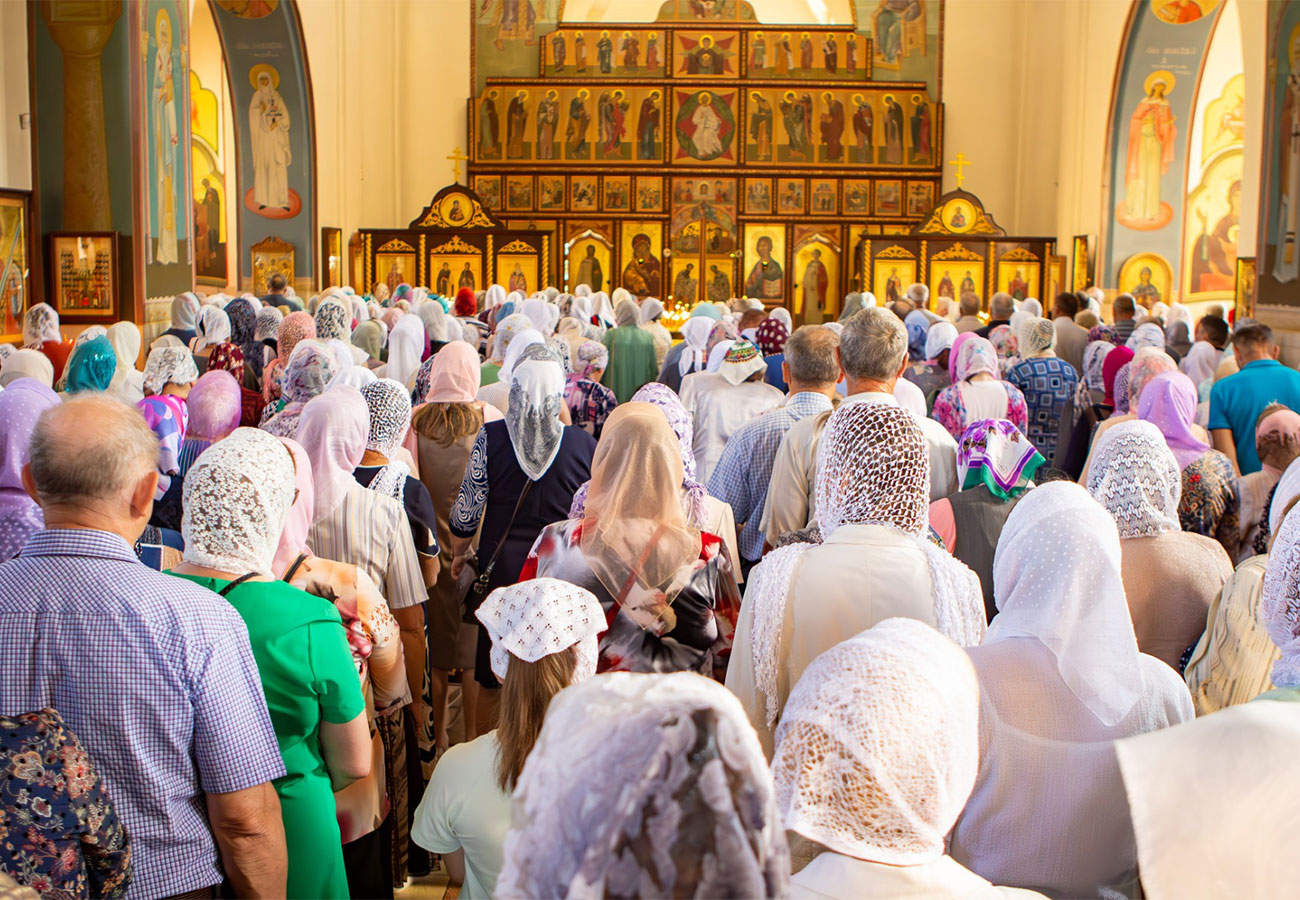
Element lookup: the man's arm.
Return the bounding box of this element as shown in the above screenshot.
[762,426,810,549]
[1211,428,1240,477]
[206,784,287,899]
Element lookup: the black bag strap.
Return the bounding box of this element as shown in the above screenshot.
[282,553,310,584]
[478,478,533,583]
[217,572,259,597]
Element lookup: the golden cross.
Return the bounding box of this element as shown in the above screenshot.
[948,152,971,190]
[446,146,469,185]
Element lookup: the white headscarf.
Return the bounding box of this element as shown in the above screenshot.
[142,346,199,394]
[474,577,606,682]
[181,427,294,577]
[679,316,714,378]
[505,357,566,481]
[498,328,544,385]
[925,321,958,361]
[591,290,615,327]
[1127,322,1167,352]
[639,296,664,323]
[495,672,790,900]
[770,306,793,332]
[384,314,425,389]
[194,306,231,351]
[0,349,54,387]
[773,617,979,866]
[23,303,60,348]
[485,284,507,309]
[170,292,201,331]
[989,480,1143,725]
[337,365,377,390]
[573,283,591,298]
[521,297,553,336]
[705,339,734,372]
[1264,488,1300,687]
[1087,420,1181,538]
[105,322,143,402]
[416,300,451,344]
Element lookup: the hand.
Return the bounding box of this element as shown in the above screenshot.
[451,555,467,580]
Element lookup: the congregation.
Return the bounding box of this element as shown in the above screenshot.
[3,277,1300,900]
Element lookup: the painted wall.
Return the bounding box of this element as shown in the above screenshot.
[0,1,31,192]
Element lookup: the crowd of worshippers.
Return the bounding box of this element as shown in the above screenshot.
[0,274,1298,900]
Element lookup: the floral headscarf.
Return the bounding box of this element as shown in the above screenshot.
[207,341,246,382]
[261,340,341,438]
[23,303,60,348]
[224,298,263,381]
[954,336,1000,382]
[1088,324,1121,345]
[573,340,608,380]
[957,419,1044,499]
[315,297,352,342]
[988,325,1018,370]
[263,311,316,403]
[138,394,189,500]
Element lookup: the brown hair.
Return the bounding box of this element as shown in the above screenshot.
[411,401,483,447]
[495,646,578,792]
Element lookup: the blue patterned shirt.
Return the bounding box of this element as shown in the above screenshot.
[1007,356,1078,460]
[0,529,286,899]
[707,392,833,561]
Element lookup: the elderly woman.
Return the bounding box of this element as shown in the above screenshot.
[1257,478,1300,703]
[153,369,243,533]
[905,320,957,410]
[191,305,230,373]
[169,428,370,899]
[23,303,71,381]
[1238,404,1300,556]
[521,402,742,679]
[262,311,316,405]
[139,347,199,507]
[158,292,200,346]
[0,348,55,387]
[379,314,425,390]
[206,341,266,427]
[224,297,265,389]
[1007,317,1078,461]
[949,482,1193,897]
[412,579,605,899]
[774,618,1041,898]
[932,336,1029,441]
[639,297,672,367]
[260,340,341,438]
[600,299,659,403]
[481,312,533,387]
[562,339,617,439]
[494,672,790,899]
[1077,349,1179,484]
[658,313,715,393]
[0,380,60,562]
[1088,421,1234,670]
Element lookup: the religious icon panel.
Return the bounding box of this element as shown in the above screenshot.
[744,177,773,214]
[567,230,613,294]
[793,229,840,322]
[498,241,540,294]
[747,30,870,81]
[505,175,534,212]
[809,179,839,214]
[375,239,417,295]
[742,223,787,303]
[996,252,1041,302]
[844,179,872,214]
[603,175,632,211]
[871,251,917,306]
[428,235,485,297]
[930,259,985,304]
[875,179,901,216]
[537,175,566,211]
[473,174,502,211]
[635,176,665,212]
[672,88,739,165]
[50,232,118,319]
[618,222,664,297]
[545,28,667,78]
[672,31,741,77]
[1118,251,1173,306]
[571,175,599,211]
[777,178,805,214]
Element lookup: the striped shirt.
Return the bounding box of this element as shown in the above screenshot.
[0,529,285,900]
[308,481,426,610]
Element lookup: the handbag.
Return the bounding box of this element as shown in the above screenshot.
[460,478,534,615]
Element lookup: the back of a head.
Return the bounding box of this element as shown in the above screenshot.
[1113,293,1136,317]
[29,396,159,509]
[1054,291,1079,319]
[959,291,981,317]
[784,324,840,386]
[1086,420,1182,539]
[906,282,930,307]
[1232,322,1276,359]
[887,299,914,320]
[989,291,1015,320]
[1200,314,1229,348]
[268,272,287,293]
[839,306,907,381]
[816,401,928,537]
[739,308,768,332]
[187,371,242,441]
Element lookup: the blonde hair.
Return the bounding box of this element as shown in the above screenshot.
[495,647,578,792]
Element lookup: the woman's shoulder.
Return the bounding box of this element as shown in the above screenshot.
[252,579,346,625]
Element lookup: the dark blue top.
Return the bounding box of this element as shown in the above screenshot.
[764,353,787,392]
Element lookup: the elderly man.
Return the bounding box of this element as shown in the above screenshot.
[600,299,659,403]
[761,307,958,548]
[974,291,1014,338]
[954,291,983,333]
[1111,293,1138,345]
[1051,291,1089,375]
[708,326,839,577]
[683,340,785,483]
[906,281,930,310]
[0,396,287,898]
[1210,322,1300,474]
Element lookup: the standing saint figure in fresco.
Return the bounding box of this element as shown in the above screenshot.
[436,263,452,296]
[883,95,905,164]
[750,92,773,161]
[885,267,902,303]
[1008,269,1028,301]
[799,33,814,70]
[567,91,591,156]
[751,33,766,71]
[745,236,784,300]
[1275,45,1300,281]
[459,262,476,290]
[575,32,588,71]
[708,265,731,304]
[599,91,629,156]
[507,90,528,158]
[577,245,604,293]
[846,36,857,72]
[802,249,829,320]
[853,95,874,162]
[960,270,976,295]
[487,0,537,51]
[647,33,660,69]
[536,91,558,160]
[938,271,955,298]
[597,31,614,73]
[250,67,292,211]
[509,262,528,294]
[910,96,932,163]
[1122,75,1176,225]
[622,32,640,68]
[200,179,220,267]
[674,263,698,301]
[822,34,838,74]
[779,33,794,73]
[637,92,661,160]
[551,32,566,69]
[781,92,812,160]
[479,90,500,156]
[1131,266,1161,304]
[152,10,179,264]
[819,92,845,161]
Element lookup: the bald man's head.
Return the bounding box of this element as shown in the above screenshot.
[28,396,158,509]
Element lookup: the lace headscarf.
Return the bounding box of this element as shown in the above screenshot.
[0,381,60,562]
[255,306,283,343]
[64,336,116,394]
[772,617,979,866]
[182,427,295,577]
[261,340,341,438]
[1126,349,1177,411]
[1263,495,1300,687]
[1019,316,1056,358]
[1137,371,1209,469]
[990,481,1144,725]
[573,340,608,379]
[314,297,351,343]
[297,385,368,522]
[223,298,262,383]
[614,299,640,328]
[169,292,200,332]
[957,418,1044,499]
[359,378,412,499]
[142,346,199,395]
[23,303,59,348]
[194,306,231,351]
[925,321,958,362]
[264,311,316,402]
[678,316,715,378]
[475,577,606,681]
[1127,322,1166,352]
[1087,420,1182,538]
[495,671,790,900]
[1080,341,1114,399]
[505,357,565,481]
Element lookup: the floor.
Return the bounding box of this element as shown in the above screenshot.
[396,872,455,900]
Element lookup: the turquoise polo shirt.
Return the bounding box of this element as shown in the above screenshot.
[1208,358,1300,474]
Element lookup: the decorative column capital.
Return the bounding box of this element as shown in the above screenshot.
[40,1,122,59]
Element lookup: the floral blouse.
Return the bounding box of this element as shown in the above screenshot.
[1181,450,1241,560]
[930,380,1029,441]
[563,375,618,440]
[0,709,131,899]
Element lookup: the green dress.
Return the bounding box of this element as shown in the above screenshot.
[172,575,365,900]
[600,325,660,404]
[480,361,501,386]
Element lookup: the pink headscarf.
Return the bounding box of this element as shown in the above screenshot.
[1137,371,1209,470]
[273,437,315,576]
[426,341,481,403]
[1258,406,1300,476]
[948,331,977,382]
[1102,346,1135,407]
[296,385,368,523]
[952,337,1000,382]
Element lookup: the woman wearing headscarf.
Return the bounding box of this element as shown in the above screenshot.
[1138,370,1240,556]
[494,671,790,899]
[224,297,264,389]
[351,319,385,369]
[191,305,230,374]
[168,428,369,900]
[0,348,54,387]
[260,340,341,438]
[52,325,105,392]
[1127,321,1167,353]
[1237,404,1300,557]
[727,402,985,756]
[0,380,60,562]
[657,312,714,392]
[931,337,1029,441]
[521,402,742,679]
[262,311,316,405]
[774,618,1043,899]
[599,299,659,404]
[255,305,283,359]
[553,315,586,364]
[1006,317,1078,461]
[23,303,71,381]
[62,335,116,395]
[903,309,931,362]
[561,340,617,439]
[589,289,616,329]
[448,350,597,698]
[904,320,957,410]
[755,316,790,391]
[412,578,605,899]
[1254,475,1300,703]
[987,324,1018,375]
[949,481,1192,897]
[638,297,672,367]
[477,327,542,415]
[158,292,200,346]
[930,419,1045,621]
[377,314,424,391]
[137,347,200,512]
[1078,349,1179,484]
[1088,421,1233,670]
[839,291,868,321]
[480,312,531,386]
[207,341,266,427]
[153,369,243,533]
[104,322,144,403]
